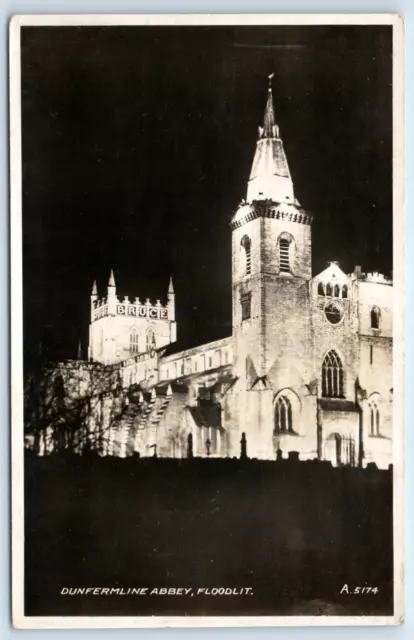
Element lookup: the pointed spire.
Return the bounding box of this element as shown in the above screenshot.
[91,280,97,296]
[262,73,277,138]
[168,275,174,295]
[108,269,115,288]
[246,77,295,204]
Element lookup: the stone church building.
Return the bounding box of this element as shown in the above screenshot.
[32,83,393,468]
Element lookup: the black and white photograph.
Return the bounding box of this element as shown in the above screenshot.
[10,14,405,628]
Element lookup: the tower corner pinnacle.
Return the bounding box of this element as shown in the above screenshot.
[108,269,116,289]
[168,275,175,295]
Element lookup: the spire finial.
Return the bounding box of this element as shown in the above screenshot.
[91,280,97,296]
[262,75,276,138]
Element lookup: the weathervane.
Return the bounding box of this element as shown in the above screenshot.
[268,72,274,88]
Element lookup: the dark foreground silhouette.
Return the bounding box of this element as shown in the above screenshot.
[24,453,393,616]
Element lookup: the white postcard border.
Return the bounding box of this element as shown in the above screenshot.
[10,12,405,629]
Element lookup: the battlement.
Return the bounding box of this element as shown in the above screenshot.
[364,272,393,285]
[348,267,393,285]
[92,296,170,323]
[89,273,176,364]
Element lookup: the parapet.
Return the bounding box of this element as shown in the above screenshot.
[349,267,392,285]
[364,272,393,285]
[92,295,171,324]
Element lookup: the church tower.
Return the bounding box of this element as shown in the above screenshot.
[229,77,313,457]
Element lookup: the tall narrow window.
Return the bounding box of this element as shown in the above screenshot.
[146,329,156,352]
[322,350,344,398]
[342,285,348,299]
[130,327,139,354]
[318,282,325,296]
[371,306,380,329]
[334,284,340,297]
[274,397,293,433]
[241,235,252,276]
[241,293,251,321]
[370,345,373,365]
[369,402,380,436]
[279,238,290,273]
[326,282,333,297]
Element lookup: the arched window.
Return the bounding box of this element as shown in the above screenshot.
[240,235,252,276]
[274,396,293,433]
[318,282,325,296]
[146,329,156,352]
[322,350,344,398]
[342,285,348,299]
[279,238,290,273]
[334,284,340,297]
[326,282,333,297]
[369,402,380,436]
[129,328,139,354]
[371,306,380,329]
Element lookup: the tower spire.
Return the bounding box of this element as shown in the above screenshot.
[262,73,277,138]
[246,77,295,205]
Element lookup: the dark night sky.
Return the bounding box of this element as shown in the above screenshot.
[21,25,392,366]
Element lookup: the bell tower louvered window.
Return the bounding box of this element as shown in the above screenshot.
[322,350,344,398]
[279,238,290,273]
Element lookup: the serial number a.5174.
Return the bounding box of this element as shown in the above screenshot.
[340,584,379,595]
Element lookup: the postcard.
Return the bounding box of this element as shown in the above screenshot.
[10,13,405,628]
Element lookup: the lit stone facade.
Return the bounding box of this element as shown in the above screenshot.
[88,272,177,365]
[34,83,393,469]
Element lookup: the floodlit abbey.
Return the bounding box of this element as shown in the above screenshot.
[28,82,393,468]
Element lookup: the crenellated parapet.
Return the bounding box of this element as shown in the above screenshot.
[92,295,171,324]
[88,271,177,365]
[364,272,393,285]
